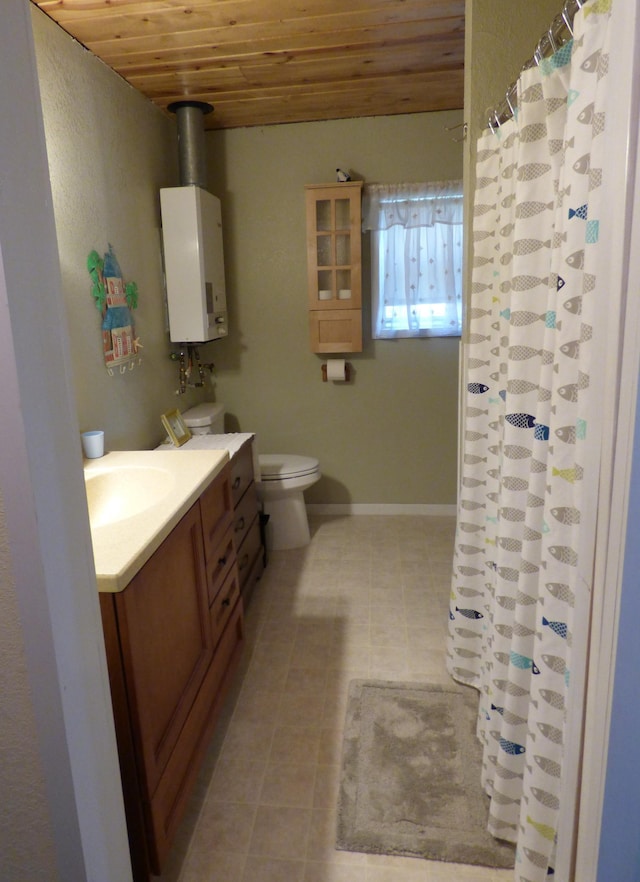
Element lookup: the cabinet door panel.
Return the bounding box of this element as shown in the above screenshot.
[115,502,212,797]
[305,182,362,311]
[200,460,232,550]
[309,308,363,353]
[229,439,255,507]
[148,598,244,870]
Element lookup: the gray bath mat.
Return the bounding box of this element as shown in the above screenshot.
[336,679,516,868]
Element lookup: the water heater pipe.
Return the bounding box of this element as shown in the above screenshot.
[167,100,213,189]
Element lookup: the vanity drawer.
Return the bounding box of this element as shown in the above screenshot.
[206,528,235,607]
[232,481,258,549]
[237,516,262,594]
[200,461,233,551]
[210,566,241,651]
[229,439,255,507]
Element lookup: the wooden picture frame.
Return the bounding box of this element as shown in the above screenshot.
[161,408,192,447]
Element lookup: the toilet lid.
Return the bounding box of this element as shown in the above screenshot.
[259,454,319,480]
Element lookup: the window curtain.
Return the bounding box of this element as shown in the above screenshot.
[448,2,613,880]
[362,181,463,338]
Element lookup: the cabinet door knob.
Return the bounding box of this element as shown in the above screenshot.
[234,516,245,532]
[232,476,241,490]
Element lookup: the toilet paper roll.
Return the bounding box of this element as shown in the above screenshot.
[326,358,347,381]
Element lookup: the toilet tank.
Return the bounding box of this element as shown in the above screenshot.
[182,402,225,435]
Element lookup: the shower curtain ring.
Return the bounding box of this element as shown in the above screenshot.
[505,83,517,118]
[562,8,574,35]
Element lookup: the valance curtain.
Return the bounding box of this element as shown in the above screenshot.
[448,2,612,881]
[362,181,463,338]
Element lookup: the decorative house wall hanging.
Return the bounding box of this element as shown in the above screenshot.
[87,244,142,374]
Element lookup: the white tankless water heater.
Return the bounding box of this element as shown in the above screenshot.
[160,185,228,343]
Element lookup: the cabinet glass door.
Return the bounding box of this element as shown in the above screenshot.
[335,198,350,230]
[316,235,332,267]
[316,200,332,231]
[306,181,362,352]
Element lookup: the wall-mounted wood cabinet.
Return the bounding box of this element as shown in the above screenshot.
[305,181,363,353]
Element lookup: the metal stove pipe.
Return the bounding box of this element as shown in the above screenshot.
[167,100,213,189]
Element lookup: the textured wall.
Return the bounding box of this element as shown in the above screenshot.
[32,7,463,505]
[206,112,464,506]
[31,8,206,451]
[0,494,59,882]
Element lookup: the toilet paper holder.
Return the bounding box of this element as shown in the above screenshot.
[322,361,352,382]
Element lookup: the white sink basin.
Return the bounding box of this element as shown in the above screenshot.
[85,465,176,528]
[83,449,230,592]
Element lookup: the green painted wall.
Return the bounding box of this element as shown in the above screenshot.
[463,0,565,308]
[204,113,464,505]
[32,5,463,505]
[31,7,204,451]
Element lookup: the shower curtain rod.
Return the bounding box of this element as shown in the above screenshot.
[486,0,585,132]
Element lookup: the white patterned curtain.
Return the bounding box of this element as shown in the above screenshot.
[447,2,612,880]
[362,182,463,337]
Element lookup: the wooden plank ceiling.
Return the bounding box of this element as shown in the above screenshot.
[32,0,465,130]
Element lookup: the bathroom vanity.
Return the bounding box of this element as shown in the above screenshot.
[89,451,244,880]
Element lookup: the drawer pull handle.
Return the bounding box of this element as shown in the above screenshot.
[221,597,231,608]
[239,553,249,571]
[218,555,227,566]
[234,516,245,532]
[232,476,241,490]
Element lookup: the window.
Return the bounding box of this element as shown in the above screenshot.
[363,181,463,338]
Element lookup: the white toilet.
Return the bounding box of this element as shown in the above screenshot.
[180,403,321,552]
[182,401,226,435]
[257,454,321,551]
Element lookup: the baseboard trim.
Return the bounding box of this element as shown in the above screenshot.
[306,503,457,517]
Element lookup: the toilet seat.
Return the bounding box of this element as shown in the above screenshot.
[260,454,319,481]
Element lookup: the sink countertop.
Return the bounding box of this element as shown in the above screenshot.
[157,432,261,479]
[85,449,229,593]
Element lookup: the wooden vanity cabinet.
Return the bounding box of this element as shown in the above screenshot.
[100,461,244,881]
[228,437,264,606]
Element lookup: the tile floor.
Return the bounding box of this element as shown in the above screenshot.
[162,515,513,882]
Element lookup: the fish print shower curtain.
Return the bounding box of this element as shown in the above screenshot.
[447,1,612,879]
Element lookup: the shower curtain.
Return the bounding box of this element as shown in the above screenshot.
[447,2,612,879]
